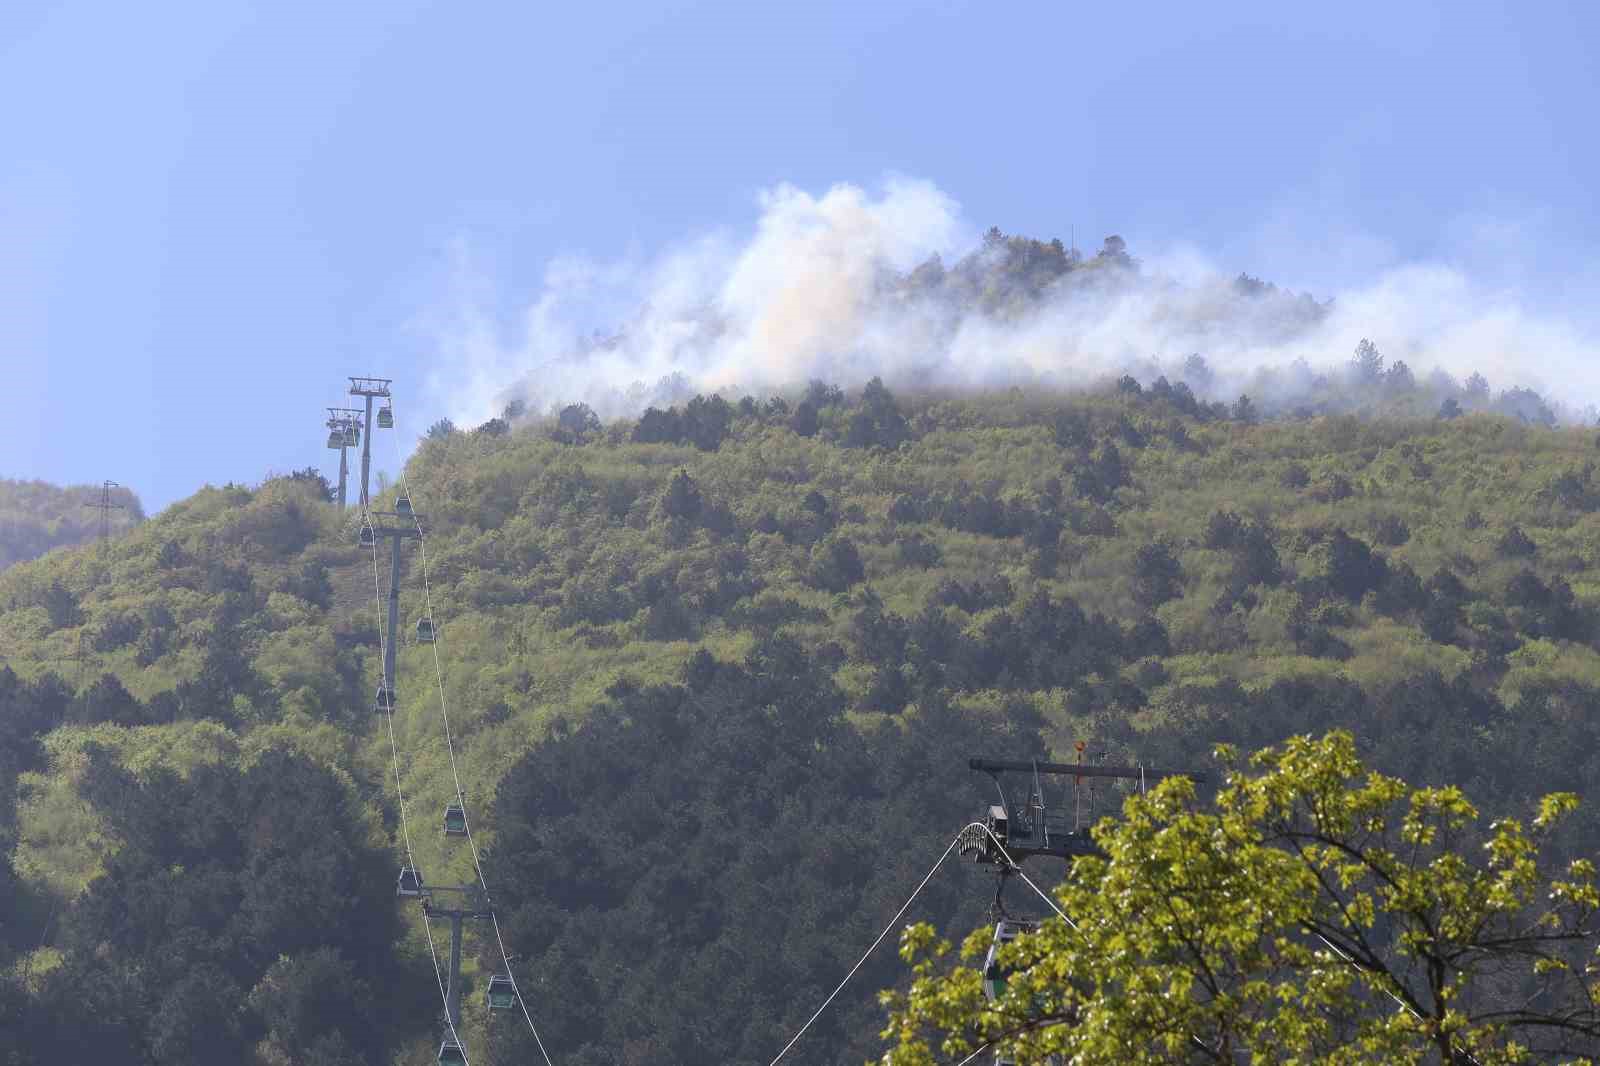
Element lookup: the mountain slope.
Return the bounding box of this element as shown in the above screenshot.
[3,381,1600,1064]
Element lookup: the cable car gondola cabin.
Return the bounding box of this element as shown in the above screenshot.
[395,494,413,516]
[416,617,437,643]
[981,919,1034,1002]
[443,804,467,836]
[437,1037,466,1066]
[326,430,343,449]
[358,525,376,549]
[374,685,395,712]
[397,866,426,897]
[486,974,516,1012]
[377,404,394,429]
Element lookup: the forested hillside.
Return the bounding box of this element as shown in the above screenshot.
[0,479,143,572]
[3,369,1600,1064]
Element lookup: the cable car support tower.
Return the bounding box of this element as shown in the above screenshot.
[348,376,393,511]
[325,408,364,509]
[422,884,495,1031]
[960,753,1208,917]
[323,406,364,505]
[364,507,421,719]
[953,753,1208,1064]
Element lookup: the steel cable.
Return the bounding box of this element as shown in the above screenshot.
[766,824,980,1065]
[387,409,556,1065]
[364,506,472,1062]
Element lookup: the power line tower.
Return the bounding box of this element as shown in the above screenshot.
[348,377,393,511]
[324,407,364,510]
[67,479,127,692]
[83,480,125,546]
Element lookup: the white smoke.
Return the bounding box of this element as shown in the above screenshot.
[423,178,1600,425]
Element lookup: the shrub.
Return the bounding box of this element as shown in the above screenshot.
[1497,525,1537,558]
[1132,541,1184,608]
[1373,514,1410,546]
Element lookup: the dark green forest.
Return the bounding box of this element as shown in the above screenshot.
[4,245,1600,1062]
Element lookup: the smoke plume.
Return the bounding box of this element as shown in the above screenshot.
[423,178,1600,425]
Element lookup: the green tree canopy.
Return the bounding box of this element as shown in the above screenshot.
[880,731,1600,1065]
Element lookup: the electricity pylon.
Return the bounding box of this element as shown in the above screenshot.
[83,480,125,546]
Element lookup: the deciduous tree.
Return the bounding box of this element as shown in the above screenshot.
[880,732,1600,1065]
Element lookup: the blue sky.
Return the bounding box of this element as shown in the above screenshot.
[3,0,1596,511]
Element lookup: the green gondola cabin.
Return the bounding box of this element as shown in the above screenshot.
[981,919,1033,1002]
[397,866,426,898]
[486,974,516,1011]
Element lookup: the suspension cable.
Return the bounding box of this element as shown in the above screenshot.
[767,823,977,1066]
[365,508,472,1062]
[387,405,557,1065]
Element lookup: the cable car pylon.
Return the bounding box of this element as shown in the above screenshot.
[324,407,363,509]
[364,506,422,718]
[416,883,496,1031]
[348,375,392,510]
[958,752,1209,1065]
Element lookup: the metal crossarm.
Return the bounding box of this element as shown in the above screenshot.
[969,757,1209,783]
[348,376,393,397]
[968,754,1208,870]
